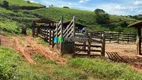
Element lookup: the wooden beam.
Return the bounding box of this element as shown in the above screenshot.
[137,28,142,55]
[60,15,63,55]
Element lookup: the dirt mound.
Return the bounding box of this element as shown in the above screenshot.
[0,35,66,64]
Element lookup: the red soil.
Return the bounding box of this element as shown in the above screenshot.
[0,34,66,64]
[1,34,142,71]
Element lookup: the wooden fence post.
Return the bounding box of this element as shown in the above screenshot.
[46,30,49,42]
[52,30,55,48]
[117,32,120,44]
[102,33,105,56]
[88,33,91,56]
[128,34,130,43]
[73,16,76,56]
[56,23,58,48]
[49,29,51,45]
[36,27,40,37]
[60,15,64,55]
[0,39,1,45]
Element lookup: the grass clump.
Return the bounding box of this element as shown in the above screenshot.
[0,20,20,34]
[30,53,88,80]
[69,58,142,80]
[0,46,50,80]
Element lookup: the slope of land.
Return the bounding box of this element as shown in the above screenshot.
[0,0,142,80]
[0,0,43,7]
[0,0,137,33]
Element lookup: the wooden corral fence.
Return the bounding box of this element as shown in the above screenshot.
[90,31,136,43]
[74,32,105,56]
[32,16,106,57]
[39,28,55,48]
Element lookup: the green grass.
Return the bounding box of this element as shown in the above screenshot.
[0,45,88,80]
[0,19,20,34]
[1,45,142,80]
[69,58,142,80]
[0,0,43,7]
[30,52,88,80]
[0,1,137,33]
[0,46,50,80]
[24,6,136,32]
[28,6,135,25]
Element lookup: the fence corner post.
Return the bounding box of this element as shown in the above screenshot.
[102,33,105,56]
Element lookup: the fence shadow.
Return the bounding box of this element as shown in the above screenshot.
[106,52,128,63]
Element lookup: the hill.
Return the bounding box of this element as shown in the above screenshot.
[0,0,137,33]
[0,1,142,80]
[22,6,136,32]
[0,0,43,7]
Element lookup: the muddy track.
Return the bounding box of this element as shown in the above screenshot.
[0,35,66,64]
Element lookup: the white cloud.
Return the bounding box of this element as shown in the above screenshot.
[114,5,128,10]
[26,0,142,15]
[134,1,142,6]
[25,0,39,3]
[96,4,131,15]
[79,0,89,3]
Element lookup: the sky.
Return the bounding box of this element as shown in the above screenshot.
[28,0,142,15]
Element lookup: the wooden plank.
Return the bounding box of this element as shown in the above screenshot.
[91,39,102,43]
[91,36,103,39]
[91,45,102,48]
[63,19,73,34]
[90,50,102,52]
[63,25,73,38]
[65,29,74,39]
[75,44,88,47]
[75,48,88,52]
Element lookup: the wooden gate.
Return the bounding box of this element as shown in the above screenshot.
[74,32,105,56]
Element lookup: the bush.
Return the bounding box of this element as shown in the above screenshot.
[0,20,20,34]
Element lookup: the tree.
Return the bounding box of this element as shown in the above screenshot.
[94,9,105,14]
[2,0,9,9]
[94,9,109,24]
[120,21,128,27]
[63,6,69,9]
[27,1,31,3]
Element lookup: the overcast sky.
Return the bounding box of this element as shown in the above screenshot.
[28,0,142,15]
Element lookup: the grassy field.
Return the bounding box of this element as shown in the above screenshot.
[27,7,136,25]
[0,45,142,80]
[0,0,43,7]
[0,0,137,33]
[23,6,136,32]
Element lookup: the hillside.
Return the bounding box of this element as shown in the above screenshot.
[21,6,136,32]
[26,6,136,25]
[0,0,137,33]
[0,0,43,7]
[1,0,142,80]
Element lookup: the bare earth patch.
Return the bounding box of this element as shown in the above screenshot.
[106,43,142,71]
[1,34,142,71]
[0,34,66,64]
